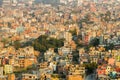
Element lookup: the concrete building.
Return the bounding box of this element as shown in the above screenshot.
[8,74,15,80]
[4,65,13,74]
[0,67,3,76]
[67,75,83,80]
[2,0,11,7]
[18,58,35,68]
[22,74,38,80]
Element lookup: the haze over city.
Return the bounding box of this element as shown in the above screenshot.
[0,0,120,80]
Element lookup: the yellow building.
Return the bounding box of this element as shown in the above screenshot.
[4,65,13,74]
[116,62,120,67]
[51,78,59,80]
[64,32,72,42]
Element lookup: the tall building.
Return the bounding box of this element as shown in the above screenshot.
[77,0,83,6]
[0,67,3,76]
[2,0,12,7]
[11,0,18,6]
[4,65,13,74]
[12,0,17,4]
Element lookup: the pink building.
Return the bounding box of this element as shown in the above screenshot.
[108,58,115,66]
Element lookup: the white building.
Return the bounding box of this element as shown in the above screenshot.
[77,0,84,6]
[0,67,3,76]
[60,0,67,4]
[2,0,11,7]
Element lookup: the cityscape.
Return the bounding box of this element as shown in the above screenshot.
[0,0,120,80]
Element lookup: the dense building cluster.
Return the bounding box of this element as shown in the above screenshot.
[0,0,120,80]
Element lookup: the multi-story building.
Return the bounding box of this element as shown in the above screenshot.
[22,74,38,80]
[8,74,15,80]
[39,62,48,69]
[18,58,35,68]
[67,75,84,80]
[2,0,11,7]
[60,0,67,4]
[68,65,85,75]
[0,67,3,76]
[58,46,72,56]
[77,0,84,6]
[0,76,7,80]
[4,65,13,74]
[44,48,56,61]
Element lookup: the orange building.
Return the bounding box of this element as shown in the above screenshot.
[8,74,15,80]
[18,58,35,68]
[67,75,83,80]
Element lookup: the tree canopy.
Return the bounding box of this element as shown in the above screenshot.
[89,37,100,47]
[32,35,64,52]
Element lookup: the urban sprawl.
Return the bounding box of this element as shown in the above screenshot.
[0,0,120,80]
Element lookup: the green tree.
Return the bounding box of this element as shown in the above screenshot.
[89,38,100,47]
[69,29,77,36]
[14,40,21,50]
[8,22,11,28]
[83,62,98,75]
[105,43,114,51]
[72,50,79,64]
[32,35,64,52]
[1,38,8,47]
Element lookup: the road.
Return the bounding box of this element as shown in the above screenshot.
[85,74,96,80]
